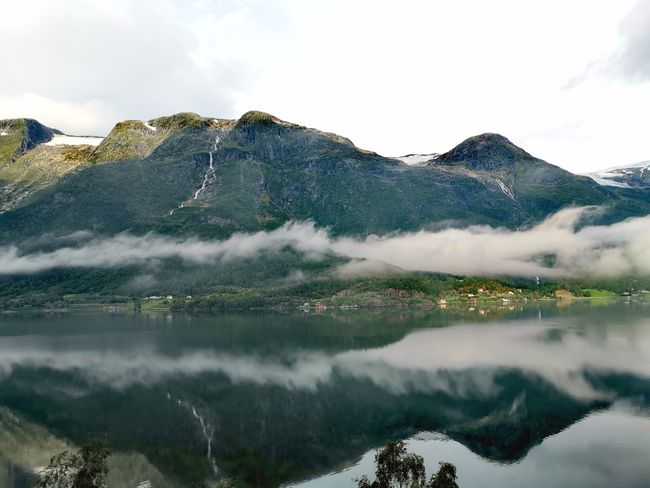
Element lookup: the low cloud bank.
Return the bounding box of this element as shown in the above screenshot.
[1,207,650,278]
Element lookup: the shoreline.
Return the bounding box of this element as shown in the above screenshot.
[0,295,641,315]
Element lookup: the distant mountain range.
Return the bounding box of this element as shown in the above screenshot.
[584,161,650,189]
[1,111,649,244]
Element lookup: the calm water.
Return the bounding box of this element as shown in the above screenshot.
[0,302,649,487]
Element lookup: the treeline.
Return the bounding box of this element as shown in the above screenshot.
[177,273,649,311]
[1,254,649,310]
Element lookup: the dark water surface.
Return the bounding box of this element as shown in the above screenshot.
[0,302,649,487]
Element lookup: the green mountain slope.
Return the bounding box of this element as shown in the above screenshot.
[0,118,68,211]
[0,118,59,161]
[0,112,649,306]
[165,112,527,237]
[0,114,226,215]
[89,112,222,163]
[434,133,614,221]
[3,111,645,245]
[0,112,648,245]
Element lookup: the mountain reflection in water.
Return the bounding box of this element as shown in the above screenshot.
[0,302,649,488]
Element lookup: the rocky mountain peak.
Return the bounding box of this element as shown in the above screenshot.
[437,133,535,171]
[0,118,61,161]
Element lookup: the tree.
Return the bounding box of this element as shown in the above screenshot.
[429,462,458,488]
[39,441,110,488]
[356,440,459,488]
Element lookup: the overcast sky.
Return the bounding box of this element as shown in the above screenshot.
[1,0,649,172]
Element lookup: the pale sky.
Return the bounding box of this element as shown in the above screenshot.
[1,0,649,172]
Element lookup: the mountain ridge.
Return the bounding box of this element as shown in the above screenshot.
[0,111,647,242]
[0,118,61,160]
[0,111,649,308]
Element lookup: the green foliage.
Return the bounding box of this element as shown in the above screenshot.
[89,120,168,163]
[151,112,216,131]
[1,144,95,212]
[4,252,645,311]
[236,110,278,126]
[356,440,458,488]
[581,288,617,298]
[356,440,426,488]
[453,277,510,295]
[380,277,431,294]
[429,463,459,488]
[38,440,110,488]
[38,450,80,488]
[0,129,23,162]
[0,118,56,163]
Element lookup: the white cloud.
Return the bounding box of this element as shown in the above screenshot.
[0,0,255,135]
[611,0,650,81]
[0,0,648,170]
[2,207,650,278]
[0,93,114,136]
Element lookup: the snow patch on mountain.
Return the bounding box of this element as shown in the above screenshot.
[143,121,157,131]
[586,173,632,188]
[393,153,439,166]
[45,135,104,147]
[584,160,650,188]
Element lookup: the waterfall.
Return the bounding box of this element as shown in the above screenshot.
[168,393,219,477]
[168,133,221,215]
[193,134,221,200]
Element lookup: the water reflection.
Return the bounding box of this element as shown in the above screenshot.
[295,407,650,488]
[0,302,648,487]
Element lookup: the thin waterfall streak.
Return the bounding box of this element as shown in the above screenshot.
[169,393,219,477]
[168,134,221,215]
[194,134,220,200]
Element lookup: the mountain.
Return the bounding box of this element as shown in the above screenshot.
[585,161,650,189]
[392,153,440,166]
[0,118,60,158]
[0,111,649,307]
[0,118,99,212]
[89,112,219,163]
[433,133,621,222]
[0,112,647,245]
